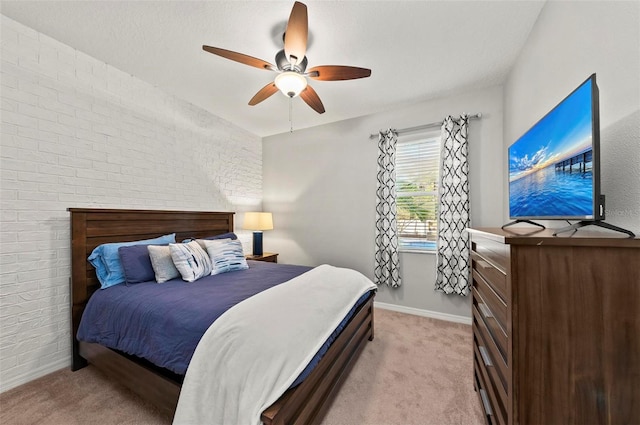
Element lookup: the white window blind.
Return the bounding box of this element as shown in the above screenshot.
[396,133,441,251]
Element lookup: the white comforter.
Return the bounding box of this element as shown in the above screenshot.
[172,264,376,425]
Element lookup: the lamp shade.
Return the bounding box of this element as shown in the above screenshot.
[243,212,273,231]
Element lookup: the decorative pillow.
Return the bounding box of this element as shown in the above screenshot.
[169,241,212,282]
[118,244,166,285]
[88,233,176,289]
[195,238,230,250]
[148,245,181,283]
[202,239,249,276]
[181,232,238,244]
[204,232,238,240]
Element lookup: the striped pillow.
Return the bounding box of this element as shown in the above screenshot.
[169,241,212,282]
[202,239,249,276]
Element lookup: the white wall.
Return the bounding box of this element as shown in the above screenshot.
[263,85,504,319]
[0,15,262,392]
[504,1,640,233]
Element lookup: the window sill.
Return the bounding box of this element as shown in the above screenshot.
[399,249,436,255]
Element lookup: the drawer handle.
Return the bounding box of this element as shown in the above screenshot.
[478,303,493,319]
[479,345,493,367]
[479,388,493,416]
[477,259,492,270]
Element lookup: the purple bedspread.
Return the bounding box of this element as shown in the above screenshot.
[77,261,373,387]
[77,261,312,375]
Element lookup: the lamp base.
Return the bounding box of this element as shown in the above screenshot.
[252,231,263,256]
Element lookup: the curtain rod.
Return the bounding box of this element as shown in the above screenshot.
[368,113,482,139]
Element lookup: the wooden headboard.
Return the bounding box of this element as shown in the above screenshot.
[68,208,235,369]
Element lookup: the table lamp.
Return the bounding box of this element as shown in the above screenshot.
[243,212,273,256]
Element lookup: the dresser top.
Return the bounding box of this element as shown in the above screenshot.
[468,227,640,248]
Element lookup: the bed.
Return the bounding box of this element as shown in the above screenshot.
[69,208,376,424]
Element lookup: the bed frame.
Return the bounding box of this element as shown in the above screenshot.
[69,208,375,424]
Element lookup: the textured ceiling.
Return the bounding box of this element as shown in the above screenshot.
[0,1,545,137]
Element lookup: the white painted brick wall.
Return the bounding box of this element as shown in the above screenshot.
[0,15,262,392]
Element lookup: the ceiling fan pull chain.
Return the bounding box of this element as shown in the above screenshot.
[289,97,294,133]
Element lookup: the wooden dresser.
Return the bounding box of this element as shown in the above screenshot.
[468,227,639,425]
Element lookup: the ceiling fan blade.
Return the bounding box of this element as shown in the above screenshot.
[202,45,276,71]
[308,65,372,81]
[284,1,308,66]
[300,85,325,114]
[248,82,279,106]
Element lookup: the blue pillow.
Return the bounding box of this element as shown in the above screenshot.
[118,244,166,285]
[181,232,238,243]
[204,232,238,240]
[88,233,176,289]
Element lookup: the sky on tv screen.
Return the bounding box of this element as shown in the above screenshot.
[508,78,595,218]
[509,79,593,182]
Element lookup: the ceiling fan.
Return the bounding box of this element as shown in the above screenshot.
[202,1,371,114]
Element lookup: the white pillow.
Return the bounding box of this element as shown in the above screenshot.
[195,238,231,250]
[147,245,180,283]
[169,241,212,282]
[202,239,249,276]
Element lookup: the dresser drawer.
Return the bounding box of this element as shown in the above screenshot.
[474,370,497,425]
[472,239,509,273]
[471,250,507,301]
[473,270,507,334]
[473,306,508,395]
[474,339,507,425]
[473,284,507,363]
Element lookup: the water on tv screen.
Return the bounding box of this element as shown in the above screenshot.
[508,77,596,220]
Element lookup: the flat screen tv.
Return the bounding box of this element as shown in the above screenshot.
[505,74,633,237]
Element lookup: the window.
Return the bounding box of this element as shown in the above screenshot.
[396,132,441,251]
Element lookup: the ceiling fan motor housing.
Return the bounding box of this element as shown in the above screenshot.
[275,49,308,73]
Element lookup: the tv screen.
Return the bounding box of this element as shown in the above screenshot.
[508,74,601,220]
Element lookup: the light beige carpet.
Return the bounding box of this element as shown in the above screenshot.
[0,308,484,425]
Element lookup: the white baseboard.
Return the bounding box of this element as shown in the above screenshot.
[374,301,472,325]
[0,358,69,394]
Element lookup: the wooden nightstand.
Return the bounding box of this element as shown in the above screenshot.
[245,252,278,263]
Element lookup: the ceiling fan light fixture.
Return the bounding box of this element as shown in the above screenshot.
[275,71,307,98]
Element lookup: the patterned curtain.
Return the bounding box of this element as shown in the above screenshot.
[375,129,401,288]
[435,115,471,295]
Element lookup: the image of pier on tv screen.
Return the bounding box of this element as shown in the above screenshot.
[508,80,595,219]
